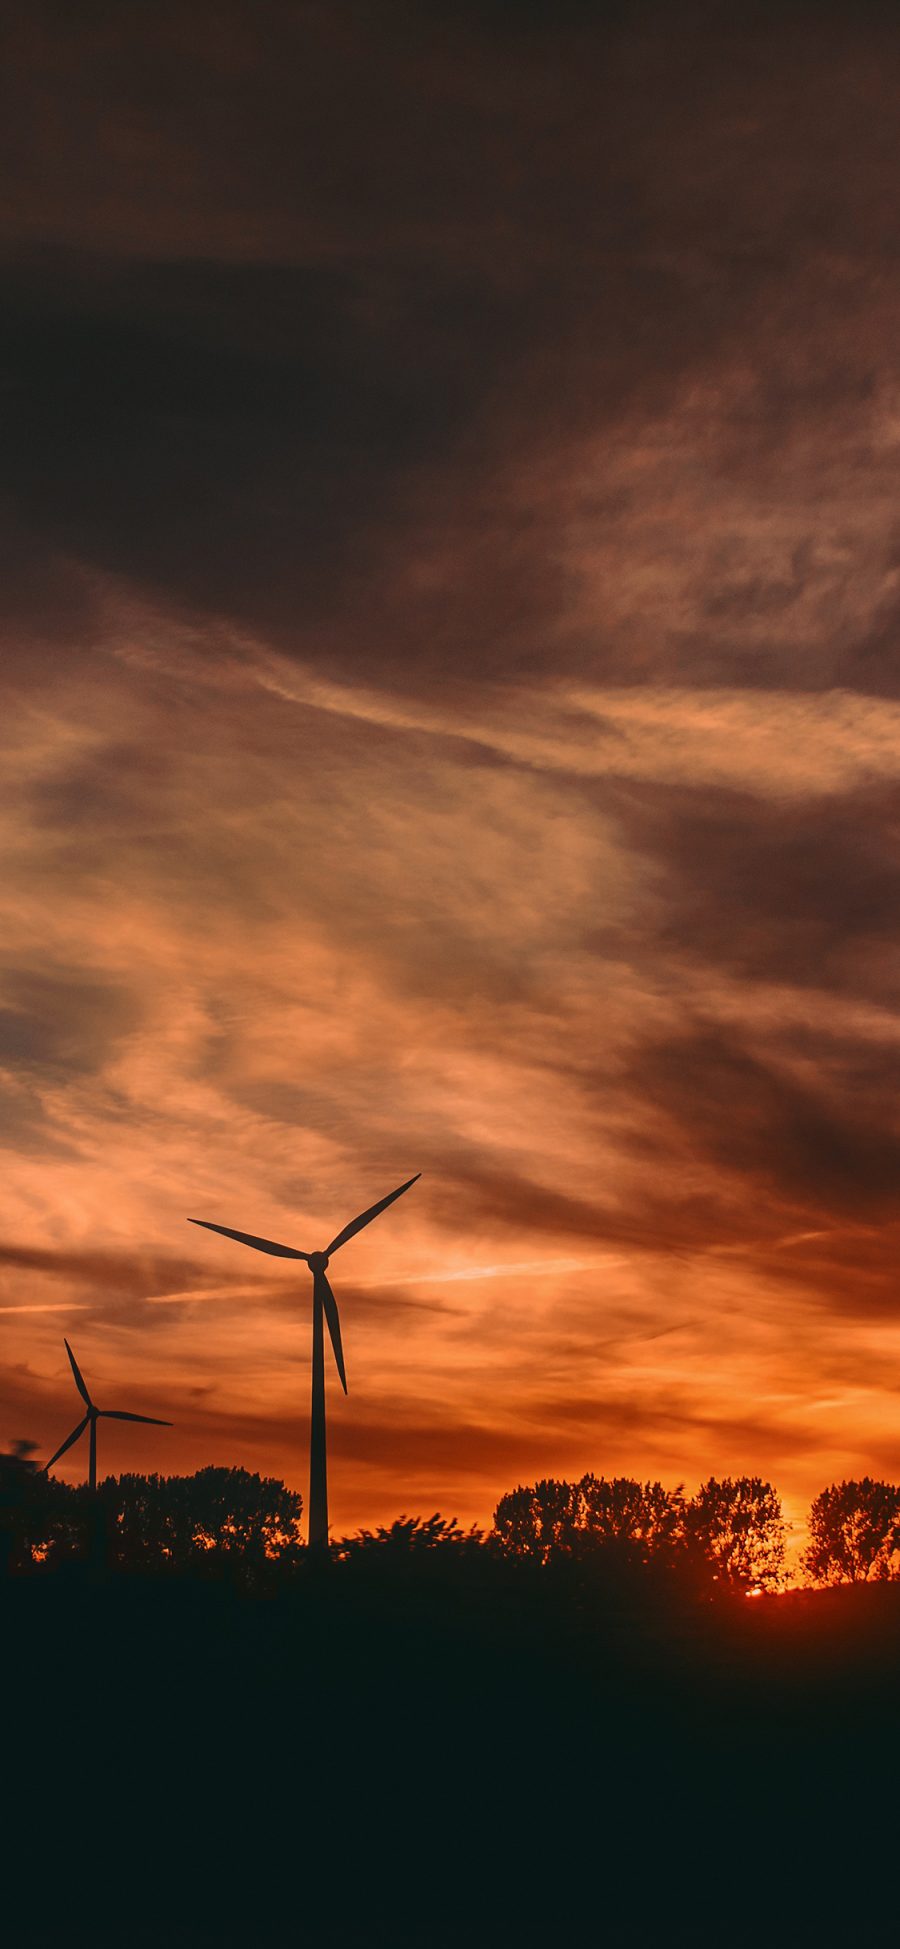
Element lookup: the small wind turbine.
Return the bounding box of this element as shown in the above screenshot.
[44,1340,172,1490]
[189,1174,420,1553]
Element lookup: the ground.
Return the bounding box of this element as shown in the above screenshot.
[5,1565,898,1945]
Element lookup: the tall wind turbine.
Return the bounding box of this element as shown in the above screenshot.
[44,1340,172,1490]
[189,1174,420,1553]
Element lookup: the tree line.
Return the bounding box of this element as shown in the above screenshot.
[494,1472,900,1588]
[4,1447,900,1588]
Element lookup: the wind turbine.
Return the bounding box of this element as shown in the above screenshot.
[44,1340,172,1490]
[188,1174,420,1553]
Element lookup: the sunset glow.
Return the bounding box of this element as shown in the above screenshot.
[3,3,900,1550]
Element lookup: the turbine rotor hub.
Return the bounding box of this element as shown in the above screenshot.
[309,1251,329,1272]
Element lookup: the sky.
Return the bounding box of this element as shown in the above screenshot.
[3,0,900,1549]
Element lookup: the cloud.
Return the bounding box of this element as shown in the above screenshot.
[626,1023,900,1217]
[5,0,900,1539]
[0,966,142,1076]
[3,5,900,705]
[616,777,900,1002]
[0,1240,211,1289]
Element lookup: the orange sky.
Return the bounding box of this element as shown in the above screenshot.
[3,1,900,1550]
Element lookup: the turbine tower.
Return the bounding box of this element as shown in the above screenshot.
[189,1174,420,1553]
[44,1340,172,1489]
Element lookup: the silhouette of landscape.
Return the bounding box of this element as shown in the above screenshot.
[4,1451,900,1946]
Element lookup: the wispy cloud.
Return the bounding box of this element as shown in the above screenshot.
[0,1302,90,1315]
[256,658,900,800]
[3,1,900,1537]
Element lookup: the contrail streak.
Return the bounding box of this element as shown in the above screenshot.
[0,1302,90,1315]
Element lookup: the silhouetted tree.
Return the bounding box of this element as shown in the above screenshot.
[97,1467,304,1570]
[803,1478,900,1585]
[492,1478,581,1560]
[0,1440,42,1571]
[492,1475,684,1566]
[685,1475,786,1591]
[336,1514,483,1557]
[579,1475,685,1565]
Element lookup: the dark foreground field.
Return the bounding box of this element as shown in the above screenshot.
[4,1560,899,1947]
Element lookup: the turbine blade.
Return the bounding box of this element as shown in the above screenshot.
[316,1268,347,1394]
[188,1219,309,1261]
[100,1411,173,1426]
[44,1416,90,1471]
[64,1338,92,1406]
[325,1174,421,1257]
